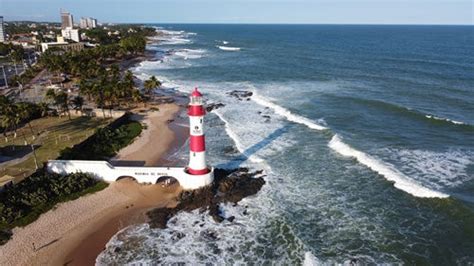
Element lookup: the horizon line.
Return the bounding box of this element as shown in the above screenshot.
[4,20,474,26]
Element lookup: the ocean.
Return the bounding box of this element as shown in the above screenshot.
[97,25,474,265]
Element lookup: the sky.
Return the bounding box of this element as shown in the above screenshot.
[2,0,473,25]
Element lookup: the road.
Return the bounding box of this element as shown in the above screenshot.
[0,51,38,87]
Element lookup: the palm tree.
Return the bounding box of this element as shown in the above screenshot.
[131,89,143,107]
[55,91,71,120]
[17,102,36,139]
[71,96,84,114]
[143,75,161,97]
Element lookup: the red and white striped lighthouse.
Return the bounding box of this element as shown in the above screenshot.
[187,87,210,175]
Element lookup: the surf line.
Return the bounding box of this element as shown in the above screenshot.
[250,92,449,199]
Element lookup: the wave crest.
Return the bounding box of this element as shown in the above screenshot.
[252,92,327,131]
[328,134,449,198]
[217,46,241,51]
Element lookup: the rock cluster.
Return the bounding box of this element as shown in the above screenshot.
[146,168,265,228]
[206,103,225,112]
[228,90,253,101]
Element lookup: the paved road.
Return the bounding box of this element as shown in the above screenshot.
[0,52,38,87]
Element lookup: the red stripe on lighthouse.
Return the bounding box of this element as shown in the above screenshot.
[188,105,205,116]
[190,135,206,152]
[187,168,209,175]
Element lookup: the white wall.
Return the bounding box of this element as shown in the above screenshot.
[47,160,214,190]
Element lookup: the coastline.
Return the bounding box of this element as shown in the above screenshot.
[0,102,189,266]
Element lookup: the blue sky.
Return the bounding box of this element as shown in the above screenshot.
[2,0,473,24]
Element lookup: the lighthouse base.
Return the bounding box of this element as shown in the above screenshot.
[182,167,214,190]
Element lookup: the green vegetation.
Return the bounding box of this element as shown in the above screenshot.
[59,118,142,160]
[144,75,162,96]
[0,96,42,138]
[0,115,142,245]
[0,171,108,245]
[0,115,111,180]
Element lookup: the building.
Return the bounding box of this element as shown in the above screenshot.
[80,17,97,29]
[11,33,37,47]
[61,28,80,42]
[60,10,73,29]
[47,88,215,190]
[0,16,5,43]
[41,41,84,53]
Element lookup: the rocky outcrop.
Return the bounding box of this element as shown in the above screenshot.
[206,103,225,112]
[147,168,265,228]
[228,90,253,101]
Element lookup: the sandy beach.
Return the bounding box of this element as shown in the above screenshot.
[114,103,181,166]
[0,103,187,266]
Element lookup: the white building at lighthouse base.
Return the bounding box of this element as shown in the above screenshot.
[47,160,214,190]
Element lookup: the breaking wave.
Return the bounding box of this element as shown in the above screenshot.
[424,115,466,125]
[217,46,241,51]
[328,134,449,198]
[213,110,264,163]
[252,92,327,131]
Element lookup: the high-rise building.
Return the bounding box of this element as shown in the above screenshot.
[80,17,97,29]
[60,10,73,29]
[61,28,80,42]
[0,16,5,43]
[87,17,97,28]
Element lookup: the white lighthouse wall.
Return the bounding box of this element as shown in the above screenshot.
[188,151,207,170]
[46,160,213,190]
[189,116,204,136]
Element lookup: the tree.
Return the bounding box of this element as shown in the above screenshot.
[143,75,161,97]
[17,102,36,138]
[71,96,84,114]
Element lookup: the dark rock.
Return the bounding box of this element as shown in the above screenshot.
[227,216,235,222]
[209,204,224,223]
[206,103,225,112]
[228,90,253,101]
[171,231,186,241]
[114,247,121,253]
[147,168,265,229]
[201,230,218,241]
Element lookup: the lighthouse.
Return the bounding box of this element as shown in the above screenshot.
[187,87,210,175]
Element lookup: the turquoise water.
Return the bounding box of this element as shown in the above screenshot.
[98,25,474,265]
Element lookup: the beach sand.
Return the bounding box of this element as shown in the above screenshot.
[0,103,188,266]
[114,103,181,166]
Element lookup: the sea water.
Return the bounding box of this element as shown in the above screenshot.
[97,25,474,265]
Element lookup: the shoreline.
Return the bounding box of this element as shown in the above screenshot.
[0,103,188,266]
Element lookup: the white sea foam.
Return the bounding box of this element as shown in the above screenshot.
[384,148,474,189]
[252,92,328,131]
[174,49,206,59]
[213,110,264,163]
[223,40,229,44]
[217,45,241,51]
[304,252,323,266]
[425,115,466,125]
[328,134,449,198]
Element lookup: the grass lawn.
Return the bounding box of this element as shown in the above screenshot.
[0,116,111,182]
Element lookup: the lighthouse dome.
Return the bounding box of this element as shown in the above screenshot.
[191,87,203,97]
